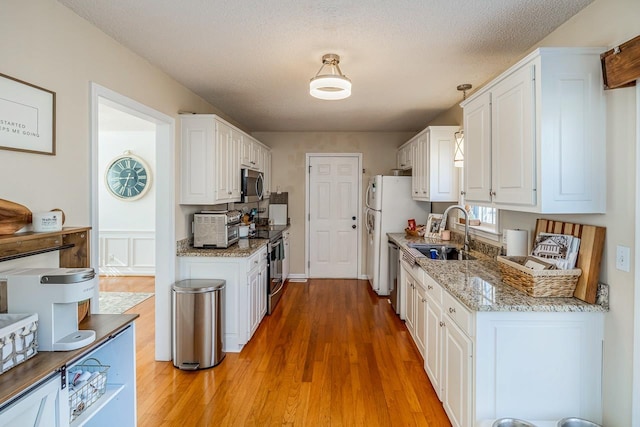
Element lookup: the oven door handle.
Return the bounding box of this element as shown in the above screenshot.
[270,278,285,297]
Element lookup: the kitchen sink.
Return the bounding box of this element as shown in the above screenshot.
[407,243,476,261]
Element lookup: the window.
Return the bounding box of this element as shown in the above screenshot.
[469,206,497,227]
[454,204,501,242]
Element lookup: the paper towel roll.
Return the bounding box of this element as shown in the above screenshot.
[506,229,528,256]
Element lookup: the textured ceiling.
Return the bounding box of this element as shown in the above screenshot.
[58,0,593,132]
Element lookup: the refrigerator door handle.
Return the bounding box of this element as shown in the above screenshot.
[364,208,371,233]
[365,181,374,209]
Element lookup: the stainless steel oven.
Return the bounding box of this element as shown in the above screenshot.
[267,236,285,314]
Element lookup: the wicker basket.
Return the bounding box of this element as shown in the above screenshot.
[0,313,38,375]
[496,256,581,297]
[405,225,426,237]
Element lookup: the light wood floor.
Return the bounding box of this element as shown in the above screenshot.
[101,277,451,426]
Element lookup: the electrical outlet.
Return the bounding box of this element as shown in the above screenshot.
[616,245,630,272]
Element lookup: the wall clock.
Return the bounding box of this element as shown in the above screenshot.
[104,151,151,201]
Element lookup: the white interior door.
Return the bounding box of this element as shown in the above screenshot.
[307,155,360,278]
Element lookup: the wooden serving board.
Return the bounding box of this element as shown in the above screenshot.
[535,219,606,304]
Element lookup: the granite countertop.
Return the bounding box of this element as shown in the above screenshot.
[177,237,269,257]
[388,233,608,313]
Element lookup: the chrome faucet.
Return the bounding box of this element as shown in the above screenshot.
[440,205,470,253]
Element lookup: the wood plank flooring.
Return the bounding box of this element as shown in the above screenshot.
[103,277,451,426]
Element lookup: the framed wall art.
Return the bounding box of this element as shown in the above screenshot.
[0,72,56,155]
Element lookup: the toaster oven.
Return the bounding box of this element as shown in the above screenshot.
[193,210,241,248]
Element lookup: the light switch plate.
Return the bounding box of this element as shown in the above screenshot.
[616,245,630,272]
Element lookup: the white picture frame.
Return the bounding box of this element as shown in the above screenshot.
[426,213,443,236]
[0,73,56,155]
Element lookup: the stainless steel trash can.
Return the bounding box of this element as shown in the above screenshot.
[172,279,225,370]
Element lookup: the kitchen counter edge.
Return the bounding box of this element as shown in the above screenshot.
[177,237,269,257]
[388,233,607,314]
[176,225,290,258]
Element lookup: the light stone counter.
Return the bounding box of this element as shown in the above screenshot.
[176,237,268,257]
[388,233,608,313]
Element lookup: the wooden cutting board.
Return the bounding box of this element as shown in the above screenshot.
[0,199,32,235]
[535,219,606,304]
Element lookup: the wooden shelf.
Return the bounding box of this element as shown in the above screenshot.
[0,227,91,267]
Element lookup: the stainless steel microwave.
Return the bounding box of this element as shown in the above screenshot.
[241,169,264,203]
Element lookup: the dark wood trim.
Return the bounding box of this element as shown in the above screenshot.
[601,34,640,89]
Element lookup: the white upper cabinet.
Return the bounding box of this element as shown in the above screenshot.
[396,143,413,170]
[398,126,460,202]
[240,135,265,171]
[262,148,272,197]
[461,47,606,213]
[180,114,270,205]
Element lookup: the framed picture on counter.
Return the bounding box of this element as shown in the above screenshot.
[427,213,443,236]
[0,72,56,155]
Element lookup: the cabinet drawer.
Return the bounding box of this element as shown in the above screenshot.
[422,272,443,306]
[443,291,474,337]
[247,248,266,270]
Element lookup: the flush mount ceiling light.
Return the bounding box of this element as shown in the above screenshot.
[454,84,472,168]
[309,53,352,100]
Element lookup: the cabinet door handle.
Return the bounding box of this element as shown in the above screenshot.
[449,307,456,314]
[439,321,445,327]
[228,191,232,195]
[490,190,496,197]
[460,191,466,196]
[427,285,433,290]
[422,298,426,303]
[352,224,357,229]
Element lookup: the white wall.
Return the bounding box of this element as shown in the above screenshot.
[98,125,156,276]
[0,0,230,235]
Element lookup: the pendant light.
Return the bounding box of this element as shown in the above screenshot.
[310,54,352,100]
[454,84,471,168]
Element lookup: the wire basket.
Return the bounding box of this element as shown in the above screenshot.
[68,357,109,422]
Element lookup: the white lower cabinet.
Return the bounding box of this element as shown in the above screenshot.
[179,246,268,352]
[401,258,426,357]
[0,322,137,427]
[0,373,65,427]
[248,251,268,338]
[418,272,604,426]
[424,274,443,399]
[442,315,473,427]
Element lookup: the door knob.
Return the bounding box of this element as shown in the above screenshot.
[352,225,357,229]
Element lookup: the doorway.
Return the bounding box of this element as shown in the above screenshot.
[306,153,362,278]
[90,83,175,361]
